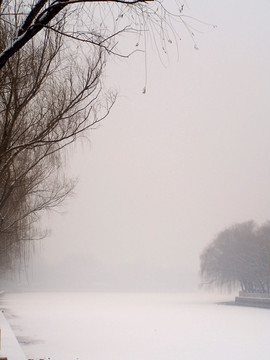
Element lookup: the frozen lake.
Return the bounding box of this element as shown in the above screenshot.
[1,292,270,360]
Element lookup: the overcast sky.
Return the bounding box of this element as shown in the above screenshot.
[24,0,270,292]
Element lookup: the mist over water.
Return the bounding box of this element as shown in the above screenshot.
[2,0,270,358]
[3,292,270,360]
[14,0,270,295]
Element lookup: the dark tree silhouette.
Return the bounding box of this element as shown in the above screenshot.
[200,221,270,293]
[0,0,186,69]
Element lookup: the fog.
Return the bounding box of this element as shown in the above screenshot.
[16,0,270,292]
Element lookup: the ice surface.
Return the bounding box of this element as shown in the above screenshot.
[2,292,270,360]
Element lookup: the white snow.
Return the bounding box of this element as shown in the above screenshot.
[0,310,26,360]
[2,292,270,360]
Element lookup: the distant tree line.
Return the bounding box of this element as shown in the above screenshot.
[200,221,270,293]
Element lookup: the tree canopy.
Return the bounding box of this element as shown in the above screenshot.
[200,221,270,293]
[0,0,187,69]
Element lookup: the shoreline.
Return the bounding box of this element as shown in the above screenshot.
[0,309,27,360]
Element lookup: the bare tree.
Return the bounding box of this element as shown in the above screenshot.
[0,9,115,272]
[0,0,187,69]
[0,0,188,274]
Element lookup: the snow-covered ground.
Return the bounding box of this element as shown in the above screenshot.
[0,310,26,360]
[1,292,270,360]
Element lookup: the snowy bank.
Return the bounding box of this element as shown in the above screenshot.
[0,310,27,360]
[235,292,270,308]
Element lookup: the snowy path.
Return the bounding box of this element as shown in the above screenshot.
[0,310,27,360]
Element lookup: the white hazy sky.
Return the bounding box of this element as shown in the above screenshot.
[27,0,270,291]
